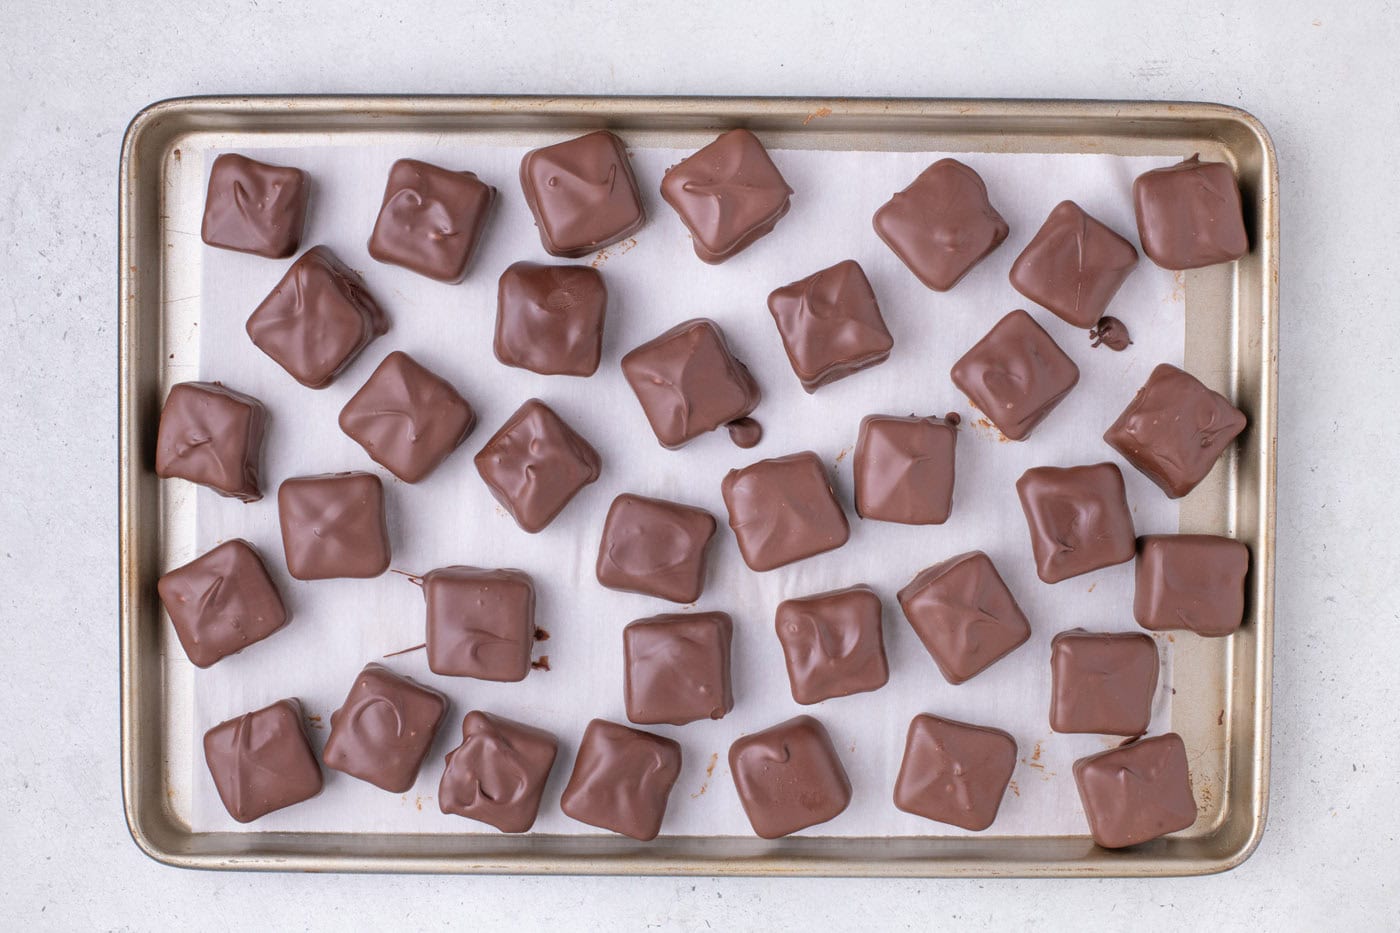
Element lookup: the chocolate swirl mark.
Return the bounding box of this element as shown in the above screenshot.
[345,692,407,744]
[385,188,462,242]
[228,712,282,818]
[453,734,531,808]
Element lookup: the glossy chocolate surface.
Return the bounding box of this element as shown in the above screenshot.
[596,493,717,603]
[423,566,535,681]
[519,131,645,258]
[1073,733,1197,848]
[323,663,448,793]
[203,698,322,823]
[1133,155,1248,270]
[1135,534,1250,637]
[897,551,1030,684]
[1009,200,1139,329]
[201,153,309,259]
[950,309,1079,441]
[893,713,1017,831]
[493,262,607,377]
[1050,629,1159,736]
[873,158,1009,291]
[277,472,390,580]
[729,715,852,839]
[1090,316,1132,351]
[1016,463,1136,583]
[623,612,734,726]
[368,158,495,283]
[559,718,682,841]
[774,585,888,705]
[158,539,288,668]
[474,399,601,533]
[721,451,849,572]
[660,128,792,263]
[767,259,893,392]
[154,381,267,502]
[246,246,389,389]
[854,413,957,525]
[1104,363,1247,499]
[438,711,558,833]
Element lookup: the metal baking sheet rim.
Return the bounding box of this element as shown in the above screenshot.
[118,95,1278,877]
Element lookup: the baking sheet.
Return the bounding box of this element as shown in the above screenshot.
[188,141,1183,837]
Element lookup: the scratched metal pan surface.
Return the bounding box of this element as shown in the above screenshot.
[118,96,1277,877]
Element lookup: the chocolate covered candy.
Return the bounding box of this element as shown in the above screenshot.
[1135,534,1250,637]
[494,262,607,377]
[767,259,893,392]
[323,663,448,793]
[721,451,849,571]
[596,493,717,603]
[520,131,645,258]
[897,551,1030,684]
[729,715,851,839]
[474,399,601,533]
[200,153,309,259]
[660,128,792,263]
[623,612,733,726]
[1133,155,1248,270]
[1074,733,1197,848]
[893,714,1017,831]
[368,158,495,283]
[158,539,288,668]
[1050,629,1159,736]
[1009,200,1139,329]
[439,711,558,833]
[203,698,322,823]
[950,309,1079,441]
[154,381,267,502]
[277,472,390,580]
[874,158,1008,291]
[560,718,682,841]
[1104,363,1247,499]
[854,413,957,525]
[1016,463,1135,583]
[774,585,888,705]
[422,566,535,681]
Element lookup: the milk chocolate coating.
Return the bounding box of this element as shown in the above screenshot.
[158,539,288,668]
[897,551,1030,684]
[1010,200,1139,329]
[893,714,1017,831]
[596,493,718,603]
[368,158,496,283]
[560,718,682,841]
[338,351,477,483]
[767,259,893,392]
[1133,155,1248,270]
[1104,363,1247,499]
[854,413,957,525]
[1016,463,1136,583]
[323,663,448,793]
[873,158,1009,291]
[438,710,558,833]
[493,262,607,377]
[1090,316,1132,351]
[473,399,601,534]
[246,246,390,389]
[623,612,734,726]
[203,698,322,823]
[726,417,763,449]
[660,128,793,263]
[729,715,852,839]
[774,585,888,705]
[1135,534,1250,637]
[1073,733,1197,848]
[950,309,1079,441]
[200,153,309,259]
[721,451,849,571]
[621,318,761,449]
[277,472,390,580]
[423,566,535,681]
[154,381,267,502]
[519,131,645,258]
[1050,629,1159,736]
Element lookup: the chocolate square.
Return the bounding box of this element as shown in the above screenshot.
[368,158,495,283]
[200,153,309,259]
[246,246,389,389]
[1133,155,1248,270]
[338,351,477,483]
[774,585,888,705]
[519,131,645,258]
[873,158,1009,291]
[660,128,792,263]
[893,714,1017,831]
[154,381,267,502]
[277,472,390,580]
[560,718,682,841]
[422,566,535,681]
[621,318,760,449]
[950,309,1079,441]
[203,698,322,823]
[721,451,849,572]
[596,493,717,603]
[158,539,288,668]
[1074,733,1197,848]
[1009,200,1139,329]
[767,259,893,392]
[1050,629,1159,736]
[897,551,1030,684]
[493,262,607,377]
[854,413,957,525]
[323,663,448,793]
[438,711,558,833]
[623,612,733,726]
[1135,534,1250,637]
[473,399,601,533]
[1016,463,1136,583]
[729,715,851,838]
[1104,363,1247,499]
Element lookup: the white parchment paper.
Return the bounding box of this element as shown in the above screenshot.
[190,141,1184,837]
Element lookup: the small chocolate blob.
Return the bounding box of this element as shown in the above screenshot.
[1089,316,1132,351]
[726,417,763,449]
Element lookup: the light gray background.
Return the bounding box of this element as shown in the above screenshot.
[2,0,1395,928]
